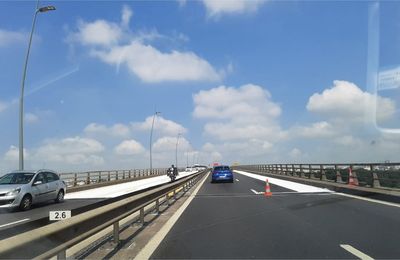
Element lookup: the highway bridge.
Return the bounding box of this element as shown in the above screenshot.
[0,163,399,259]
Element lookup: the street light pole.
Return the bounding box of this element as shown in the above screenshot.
[175,133,182,169]
[19,0,56,170]
[149,111,160,174]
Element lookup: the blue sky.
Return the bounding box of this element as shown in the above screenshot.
[0,0,399,172]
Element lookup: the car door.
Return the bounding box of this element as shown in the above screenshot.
[44,172,59,200]
[31,173,50,203]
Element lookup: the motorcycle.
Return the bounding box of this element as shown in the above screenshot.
[167,167,177,182]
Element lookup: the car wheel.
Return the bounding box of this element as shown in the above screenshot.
[19,195,32,211]
[55,190,64,203]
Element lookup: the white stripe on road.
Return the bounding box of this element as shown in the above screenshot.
[135,172,210,259]
[250,189,261,194]
[0,218,30,229]
[336,193,400,209]
[235,179,239,182]
[235,170,332,193]
[340,244,374,260]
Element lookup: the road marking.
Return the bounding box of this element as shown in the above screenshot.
[0,218,30,229]
[340,244,374,260]
[336,193,400,208]
[234,170,332,193]
[135,172,209,259]
[235,179,239,182]
[250,189,259,194]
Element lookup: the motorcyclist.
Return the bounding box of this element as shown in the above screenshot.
[167,164,177,181]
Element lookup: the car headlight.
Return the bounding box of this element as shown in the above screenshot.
[6,188,21,196]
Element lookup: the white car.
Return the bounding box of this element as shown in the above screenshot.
[0,170,66,211]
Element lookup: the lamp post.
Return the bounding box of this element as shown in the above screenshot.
[19,0,56,170]
[175,133,182,169]
[149,111,161,173]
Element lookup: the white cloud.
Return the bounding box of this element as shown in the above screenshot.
[25,113,39,124]
[92,42,221,83]
[333,135,363,146]
[84,123,131,138]
[121,5,133,28]
[4,145,29,161]
[291,121,336,139]
[133,116,187,136]
[202,0,265,17]
[34,136,105,165]
[193,84,285,141]
[153,136,191,152]
[114,139,145,155]
[69,19,123,47]
[0,29,26,47]
[69,6,221,83]
[307,80,396,123]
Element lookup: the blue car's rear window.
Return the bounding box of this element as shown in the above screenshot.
[214,166,230,171]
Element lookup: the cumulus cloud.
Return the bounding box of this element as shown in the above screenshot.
[84,123,131,138]
[69,20,123,47]
[0,29,27,47]
[153,136,191,152]
[34,136,105,165]
[290,121,336,139]
[114,139,145,155]
[307,80,396,123]
[68,5,221,83]
[92,42,221,83]
[193,84,284,141]
[133,115,187,136]
[202,0,265,17]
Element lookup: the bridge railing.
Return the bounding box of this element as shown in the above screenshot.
[0,169,208,259]
[59,167,185,188]
[234,163,400,189]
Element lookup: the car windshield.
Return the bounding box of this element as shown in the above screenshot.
[0,172,35,185]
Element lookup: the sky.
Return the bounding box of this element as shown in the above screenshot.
[0,0,399,173]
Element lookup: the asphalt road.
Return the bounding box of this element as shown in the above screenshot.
[151,171,400,259]
[0,198,103,228]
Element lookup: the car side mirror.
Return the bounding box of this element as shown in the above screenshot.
[33,180,43,186]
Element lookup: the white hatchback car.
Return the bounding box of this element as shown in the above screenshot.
[0,170,66,211]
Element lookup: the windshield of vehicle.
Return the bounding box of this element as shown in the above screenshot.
[0,172,35,185]
[214,166,230,171]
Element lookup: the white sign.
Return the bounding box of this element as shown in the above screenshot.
[49,210,71,221]
[378,66,400,90]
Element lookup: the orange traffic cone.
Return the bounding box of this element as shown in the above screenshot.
[265,178,272,197]
[348,167,359,186]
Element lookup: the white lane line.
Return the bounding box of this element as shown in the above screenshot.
[0,218,30,229]
[340,244,374,260]
[250,189,260,194]
[135,172,210,260]
[235,179,239,182]
[336,193,400,209]
[235,170,332,193]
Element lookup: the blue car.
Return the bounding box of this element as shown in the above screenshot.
[211,165,234,183]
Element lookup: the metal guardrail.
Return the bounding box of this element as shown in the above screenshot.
[0,169,208,259]
[234,163,400,189]
[59,167,185,188]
